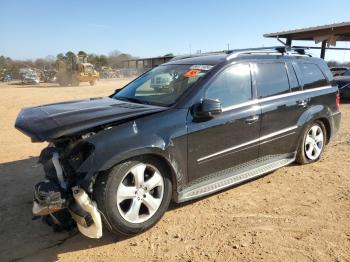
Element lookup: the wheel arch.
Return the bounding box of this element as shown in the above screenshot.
[315,117,331,144]
[294,105,331,154]
[129,153,179,197]
[95,150,180,200]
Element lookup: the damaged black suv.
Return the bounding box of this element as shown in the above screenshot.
[15,47,341,238]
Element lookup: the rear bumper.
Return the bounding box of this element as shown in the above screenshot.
[329,111,341,141]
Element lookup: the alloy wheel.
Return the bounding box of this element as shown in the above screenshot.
[304,124,324,160]
[116,163,164,223]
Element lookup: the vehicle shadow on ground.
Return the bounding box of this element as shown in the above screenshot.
[0,156,276,261]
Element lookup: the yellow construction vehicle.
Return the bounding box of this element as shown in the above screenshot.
[56,55,99,86]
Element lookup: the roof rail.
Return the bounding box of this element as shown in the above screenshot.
[226,46,311,60]
[170,51,227,61]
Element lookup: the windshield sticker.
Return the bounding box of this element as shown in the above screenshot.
[184,69,201,78]
[190,65,213,71]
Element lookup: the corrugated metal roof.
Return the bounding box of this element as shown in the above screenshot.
[264,22,350,41]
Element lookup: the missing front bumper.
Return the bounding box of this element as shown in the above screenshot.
[71,186,102,239]
[32,181,103,239]
[33,146,103,239]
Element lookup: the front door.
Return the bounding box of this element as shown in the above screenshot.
[187,63,261,183]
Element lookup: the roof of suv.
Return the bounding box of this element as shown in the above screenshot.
[165,47,316,66]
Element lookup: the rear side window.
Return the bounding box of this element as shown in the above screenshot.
[298,63,329,89]
[205,64,252,108]
[318,62,334,81]
[255,63,290,98]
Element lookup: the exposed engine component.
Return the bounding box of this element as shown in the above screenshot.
[33,145,103,238]
[33,181,66,216]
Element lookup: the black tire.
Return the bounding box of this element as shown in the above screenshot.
[93,156,172,236]
[296,120,327,165]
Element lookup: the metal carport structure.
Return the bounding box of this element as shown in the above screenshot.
[264,22,350,59]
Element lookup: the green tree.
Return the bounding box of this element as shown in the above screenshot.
[56,53,65,60]
[78,50,87,57]
[65,51,76,59]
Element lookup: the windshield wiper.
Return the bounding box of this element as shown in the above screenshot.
[115,96,150,105]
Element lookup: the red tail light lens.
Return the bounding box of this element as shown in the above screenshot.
[336,92,340,111]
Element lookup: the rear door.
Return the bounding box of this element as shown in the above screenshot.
[187,63,261,183]
[253,61,304,158]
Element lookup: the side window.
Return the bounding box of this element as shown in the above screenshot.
[205,64,252,108]
[255,63,290,98]
[318,61,334,81]
[287,63,301,92]
[298,63,329,90]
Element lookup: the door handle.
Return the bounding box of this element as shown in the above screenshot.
[245,115,259,124]
[297,99,308,107]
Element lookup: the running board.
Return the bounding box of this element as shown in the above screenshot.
[177,157,295,203]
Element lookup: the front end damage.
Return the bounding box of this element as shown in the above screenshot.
[33,139,103,238]
[15,97,172,238]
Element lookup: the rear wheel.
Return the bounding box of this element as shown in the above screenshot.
[296,121,326,164]
[94,157,172,236]
[89,80,96,86]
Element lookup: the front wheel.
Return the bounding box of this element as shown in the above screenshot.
[94,157,172,236]
[296,121,326,164]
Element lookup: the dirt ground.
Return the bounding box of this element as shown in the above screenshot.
[0,79,349,262]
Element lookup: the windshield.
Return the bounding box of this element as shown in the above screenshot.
[113,64,213,106]
[343,69,350,76]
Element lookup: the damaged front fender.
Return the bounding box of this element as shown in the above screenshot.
[76,109,189,195]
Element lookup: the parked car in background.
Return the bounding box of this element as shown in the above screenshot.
[330,67,349,76]
[1,73,12,82]
[15,47,341,239]
[150,73,173,91]
[22,72,40,85]
[334,69,350,100]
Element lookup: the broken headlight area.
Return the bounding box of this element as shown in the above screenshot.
[33,140,102,238]
[38,140,95,188]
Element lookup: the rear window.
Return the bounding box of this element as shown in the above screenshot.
[298,63,329,90]
[255,63,290,98]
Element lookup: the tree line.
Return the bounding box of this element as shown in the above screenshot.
[0,50,134,79]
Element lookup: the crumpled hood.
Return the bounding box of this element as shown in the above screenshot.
[15,97,166,142]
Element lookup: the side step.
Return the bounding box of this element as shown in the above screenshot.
[177,157,295,203]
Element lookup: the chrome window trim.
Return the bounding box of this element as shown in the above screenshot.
[197,126,298,163]
[222,85,332,112]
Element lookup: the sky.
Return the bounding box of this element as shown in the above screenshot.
[1,0,350,62]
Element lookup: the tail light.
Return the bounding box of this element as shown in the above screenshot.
[336,91,340,111]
